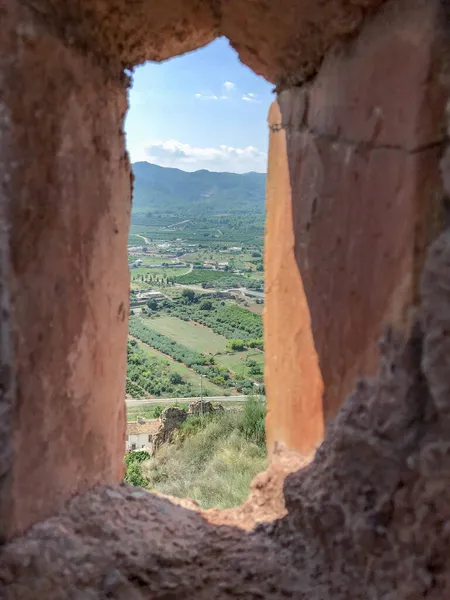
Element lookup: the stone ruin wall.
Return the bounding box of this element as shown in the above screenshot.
[2,0,450,596]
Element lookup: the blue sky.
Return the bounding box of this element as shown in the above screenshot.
[125,37,273,173]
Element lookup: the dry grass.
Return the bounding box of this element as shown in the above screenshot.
[141,399,267,508]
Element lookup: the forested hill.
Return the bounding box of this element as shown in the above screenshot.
[132,162,266,215]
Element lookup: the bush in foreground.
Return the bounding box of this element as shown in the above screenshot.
[141,398,267,509]
[124,451,150,487]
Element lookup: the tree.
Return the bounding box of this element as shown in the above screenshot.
[170,372,184,385]
[124,462,148,487]
[147,299,158,311]
[227,339,246,352]
[200,300,213,311]
[182,289,196,304]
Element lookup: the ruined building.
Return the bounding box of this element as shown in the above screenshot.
[2,0,450,597]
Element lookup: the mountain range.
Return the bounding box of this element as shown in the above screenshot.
[132,162,266,215]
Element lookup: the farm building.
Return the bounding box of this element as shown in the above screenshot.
[136,290,164,300]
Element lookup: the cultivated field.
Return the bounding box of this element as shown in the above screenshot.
[145,315,229,354]
[137,339,225,395]
[217,350,264,377]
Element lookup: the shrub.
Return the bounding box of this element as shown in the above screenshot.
[227,339,246,351]
[239,397,266,447]
[124,450,151,487]
[125,462,149,487]
[200,300,213,311]
[125,450,150,465]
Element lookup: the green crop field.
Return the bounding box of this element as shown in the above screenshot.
[175,269,228,284]
[216,351,264,380]
[217,350,263,370]
[138,341,225,396]
[145,315,229,354]
[137,256,174,266]
[135,315,264,385]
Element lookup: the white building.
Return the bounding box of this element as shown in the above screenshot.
[126,420,160,452]
[136,290,164,300]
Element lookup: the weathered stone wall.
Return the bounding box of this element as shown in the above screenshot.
[0,0,130,538]
[0,0,395,539]
[265,0,449,455]
[1,0,450,560]
[3,227,450,596]
[21,0,384,84]
[264,102,325,455]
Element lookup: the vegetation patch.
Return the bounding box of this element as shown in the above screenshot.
[124,450,150,487]
[141,398,267,508]
[126,339,198,398]
[175,270,262,289]
[144,315,229,354]
[129,317,206,367]
[128,234,145,246]
[129,317,251,392]
[217,352,264,381]
[132,343,225,396]
[168,298,263,345]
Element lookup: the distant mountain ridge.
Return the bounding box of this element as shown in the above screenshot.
[132,162,266,215]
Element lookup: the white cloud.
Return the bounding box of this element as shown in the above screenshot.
[242,93,260,103]
[133,139,267,173]
[195,82,237,101]
[195,93,219,100]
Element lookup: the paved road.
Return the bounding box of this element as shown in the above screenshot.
[126,395,257,407]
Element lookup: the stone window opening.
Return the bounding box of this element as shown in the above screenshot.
[123,45,270,507]
[3,6,450,599]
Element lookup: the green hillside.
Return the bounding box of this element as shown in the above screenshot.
[132,162,266,215]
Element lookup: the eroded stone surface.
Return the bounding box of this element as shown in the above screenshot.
[22,0,219,74]
[265,0,448,455]
[264,101,325,456]
[151,407,188,454]
[22,0,385,84]
[221,0,385,85]
[2,229,450,597]
[0,0,130,538]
